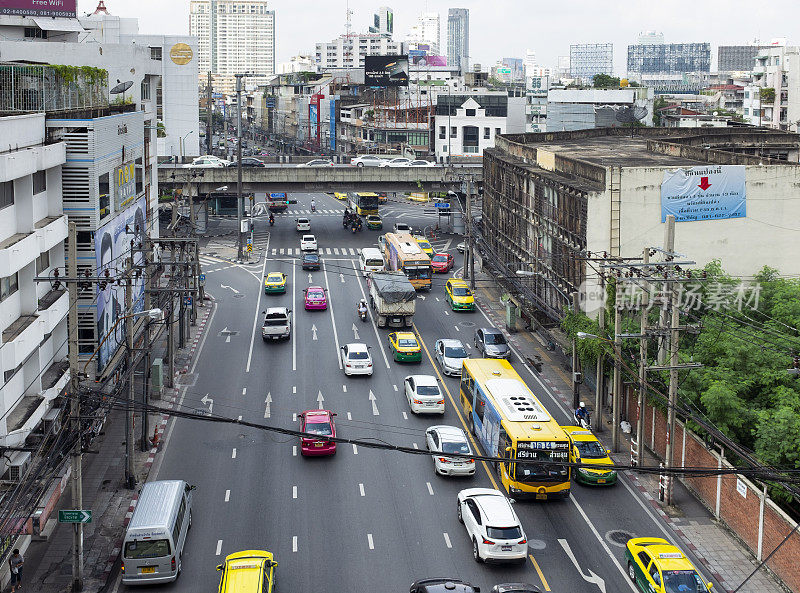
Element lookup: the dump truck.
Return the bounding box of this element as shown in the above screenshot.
[368,272,416,328]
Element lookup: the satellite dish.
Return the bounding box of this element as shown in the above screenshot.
[615,106,649,123]
[110,80,133,94]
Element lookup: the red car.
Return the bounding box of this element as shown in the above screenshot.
[431,252,454,273]
[299,410,337,456]
[304,286,328,310]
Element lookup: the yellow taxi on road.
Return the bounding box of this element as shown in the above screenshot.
[333,192,347,200]
[625,537,712,593]
[413,235,434,256]
[561,426,617,485]
[217,550,277,593]
[263,272,287,294]
[387,331,422,362]
[445,278,475,312]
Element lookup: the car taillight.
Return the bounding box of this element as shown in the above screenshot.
[171,556,176,571]
[437,399,444,404]
[468,458,475,463]
[438,457,451,463]
[346,363,351,367]
[482,537,495,545]
[367,363,372,367]
[518,539,527,545]
[121,561,125,574]
[413,399,423,404]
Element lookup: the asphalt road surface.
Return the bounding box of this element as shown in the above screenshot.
[116,192,716,593]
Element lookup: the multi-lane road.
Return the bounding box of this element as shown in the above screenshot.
[118,193,717,593]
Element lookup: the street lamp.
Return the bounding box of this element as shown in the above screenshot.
[179,130,195,162]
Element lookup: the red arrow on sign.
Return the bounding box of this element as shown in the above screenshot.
[698,177,712,190]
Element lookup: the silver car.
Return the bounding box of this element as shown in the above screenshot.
[435,338,469,376]
[426,425,475,476]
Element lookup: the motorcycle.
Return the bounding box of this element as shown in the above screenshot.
[311,203,316,212]
[269,217,275,227]
[574,411,591,430]
[358,308,368,322]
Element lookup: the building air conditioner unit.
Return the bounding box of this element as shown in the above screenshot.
[7,451,31,483]
[42,407,62,435]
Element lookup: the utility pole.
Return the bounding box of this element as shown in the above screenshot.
[663,215,678,505]
[611,301,622,452]
[593,277,605,432]
[571,291,581,409]
[636,247,651,467]
[124,254,135,489]
[236,73,246,261]
[67,222,84,592]
[206,71,213,156]
[465,177,475,290]
[141,237,152,451]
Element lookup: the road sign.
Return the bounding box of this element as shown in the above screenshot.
[247,244,252,252]
[269,192,287,199]
[59,510,92,524]
[434,202,450,209]
[199,274,206,282]
[184,296,193,307]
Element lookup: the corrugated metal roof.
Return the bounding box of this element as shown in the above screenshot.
[128,480,184,532]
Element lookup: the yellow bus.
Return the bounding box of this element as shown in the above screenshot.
[383,232,432,290]
[460,359,571,500]
[347,192,379,215]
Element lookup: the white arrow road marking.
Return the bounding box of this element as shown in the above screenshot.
[317,390,324,410]
[220,284,240,294]
[418,294,426,300]
[340,273,345,283]
[352,323,360,340]
[558,539,607,593]
[308,273,313,282]
[264,393,272,418]
[311,324,318,340]
[369,390,379,416]
[221,327,232,343]
[201,394,214,415]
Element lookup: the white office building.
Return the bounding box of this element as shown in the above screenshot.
[746,44,800,130]
[447,8,469,74]
[315,35,402,70]
[407,12,441,55]
[369,6,394,37]
[0,113,70,456]
[189,0,276,95]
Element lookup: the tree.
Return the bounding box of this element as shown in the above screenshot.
[592,73,621,88]
[760,87,775,104]
[653,96,669,126]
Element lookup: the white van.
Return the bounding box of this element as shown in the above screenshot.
[121,480,194,585]
[359,247,385,275]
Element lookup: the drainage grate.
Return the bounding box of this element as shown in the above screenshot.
[460,321,476,328]
[606,529,634,547]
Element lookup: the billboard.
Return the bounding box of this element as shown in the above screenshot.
[95,196,147,373]
[409,52,447,67]
[329,97,337,152]
[661,165,746,223]
[114,162,136,211]
[365,55,409,87]
[0,0,76,17]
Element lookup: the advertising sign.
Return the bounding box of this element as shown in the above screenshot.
[661,165,746,222]
[1,0,76,17]
[95,196,147,373]
[114,162,136,211]
[329,97,337,152]
[169,43,193,65]
[365,55,409,87]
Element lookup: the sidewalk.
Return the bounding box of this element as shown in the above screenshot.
[19,301,215,593]
[470,264,788,593]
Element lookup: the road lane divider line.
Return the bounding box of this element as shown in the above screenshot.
[402,411,408,420]
[245,245,270,373]
[426,482,434,496]
[231,448,236,459]
[342,384,347,392]
[413,443,418,449]
[292,536,298,552]
[242,388,246,395]
[529,555,551,591]
[359,483,365,496]
[413,323,500,491]
[393,384,398,391]
[350,259,391,368]
[292,446,297,456]
[216,540,223,555]
[224,490,230,502]
[347,411,352,420]
[352,444,358,454]
[292,486,297,499]
[292,258,297,371]
[367,534,374,550]
[322,261,343,369]
[443,533,452,548]
[293,385,296,394]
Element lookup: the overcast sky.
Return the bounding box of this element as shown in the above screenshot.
[78,0,797,73]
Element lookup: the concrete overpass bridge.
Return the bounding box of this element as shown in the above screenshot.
[157,164,483,196]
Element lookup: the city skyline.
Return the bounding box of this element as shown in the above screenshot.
[76,0,797,74]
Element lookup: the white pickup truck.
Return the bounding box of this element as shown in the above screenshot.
[261,307,292,341]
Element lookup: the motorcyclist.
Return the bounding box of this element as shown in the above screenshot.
[269,212,275,225]
[311,199,316,212]
[575,402,589,427]
[357,299,368,318]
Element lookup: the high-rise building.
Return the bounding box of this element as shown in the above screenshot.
[189,0,275,95]
[369,6,393,37]
[745,45,800,130]
[407,12,440,54]
[569,43,613,82]
[627,42,711,75]
[636,31,665,45]
[315,34,402,70]
[718,45,762,72]
[447,8,469,74]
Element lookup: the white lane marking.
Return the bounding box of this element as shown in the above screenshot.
[435,297,440,302]
[231,448,237,458]
[402,411,408,420]
[292,446,297,456]
[347,411,352,420]
[322,261,343,369]
[292,413,297,422]
[369,390,379,416]
[393,384,398,391]
[444,310,450,316]
[293,385,296,394]
[367,534,374,550]
[224,490,230,502]
[216,540,223,555]
[279,248,285,255]
[264,393,272,418]
[292,536,298,552]
[359,483,365,496]
[237,415,242,421]
[343,384,347,392]
[454,325,460,332]
[333,247,339,255]
[350,259,391,368]
[242,388,247,395]
[413,443,418,449]
[292,486,297,499]
[352,444,358,454]
[245,242,270,373]
[317,390,325,410]
[291,258,297,370]
[426,482,434,496]
[443,532,452,548]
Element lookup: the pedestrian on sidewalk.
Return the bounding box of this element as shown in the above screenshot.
[8,549,23,592]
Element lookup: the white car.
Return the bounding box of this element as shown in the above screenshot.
[393,222,412,234]
[456,242,466,253]
[351,155,384,167]
[409,159,436,167]
[457,488,528,563]
[297,159,334,167]
[185,155,228,168]
[340,343,373,376]
[296,217,311,232]
[300,234,317,251]
[425,425,475,476]
[381,157,412,168]
[403,375,444,414]
[434,339,469,376]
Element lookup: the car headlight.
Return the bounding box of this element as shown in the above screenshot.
[578,468,594,475]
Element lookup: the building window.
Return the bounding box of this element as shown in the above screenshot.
[465,108,476,116]
[744,108,749,115]
[450,126,457,138]
[141,78,151,101]
[483,127,490,139]
[0,181,13,209]
[1,273,19,302]
[33,170,46,195]
[495,128,501,136]
[36,250,50,274]
[150,47,162,61]
[24,27,47,39]
[98,173,110,219]
[439,125,446,139]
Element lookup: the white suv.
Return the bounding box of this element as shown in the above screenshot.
[340,343,373,376]
[296,218,311,232]
[457,488,528,563]
[300,234,317,251]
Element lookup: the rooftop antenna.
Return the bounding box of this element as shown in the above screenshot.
[345,0,353,37]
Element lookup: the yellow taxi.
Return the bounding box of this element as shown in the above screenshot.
[413,235,434,256]
[387,331,422,363]
[562,426,617,485]
[263,272,287,294]
[333,192,347,200]
[444,278,475,311]
[216,550,277,593]
[625,538,712,593]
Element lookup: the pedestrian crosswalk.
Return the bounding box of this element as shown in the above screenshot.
[271,247,361,257]
[281,208,344,216]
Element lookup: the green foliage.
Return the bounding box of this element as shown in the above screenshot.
[157,121,166,138]
[653,96,669,126]
[50,64,107,86]
[592,73,621,88]
[759,87,775,104]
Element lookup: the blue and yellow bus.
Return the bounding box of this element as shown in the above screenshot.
[347,192,379,216]
[460,358,571,500]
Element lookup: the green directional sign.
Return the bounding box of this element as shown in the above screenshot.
[58,510,92,524]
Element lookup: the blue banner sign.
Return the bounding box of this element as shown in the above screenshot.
[661,165,746,223]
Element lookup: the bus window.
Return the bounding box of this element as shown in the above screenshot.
[475,388,486,423]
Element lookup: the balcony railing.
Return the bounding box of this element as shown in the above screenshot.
[0,63,108,113]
